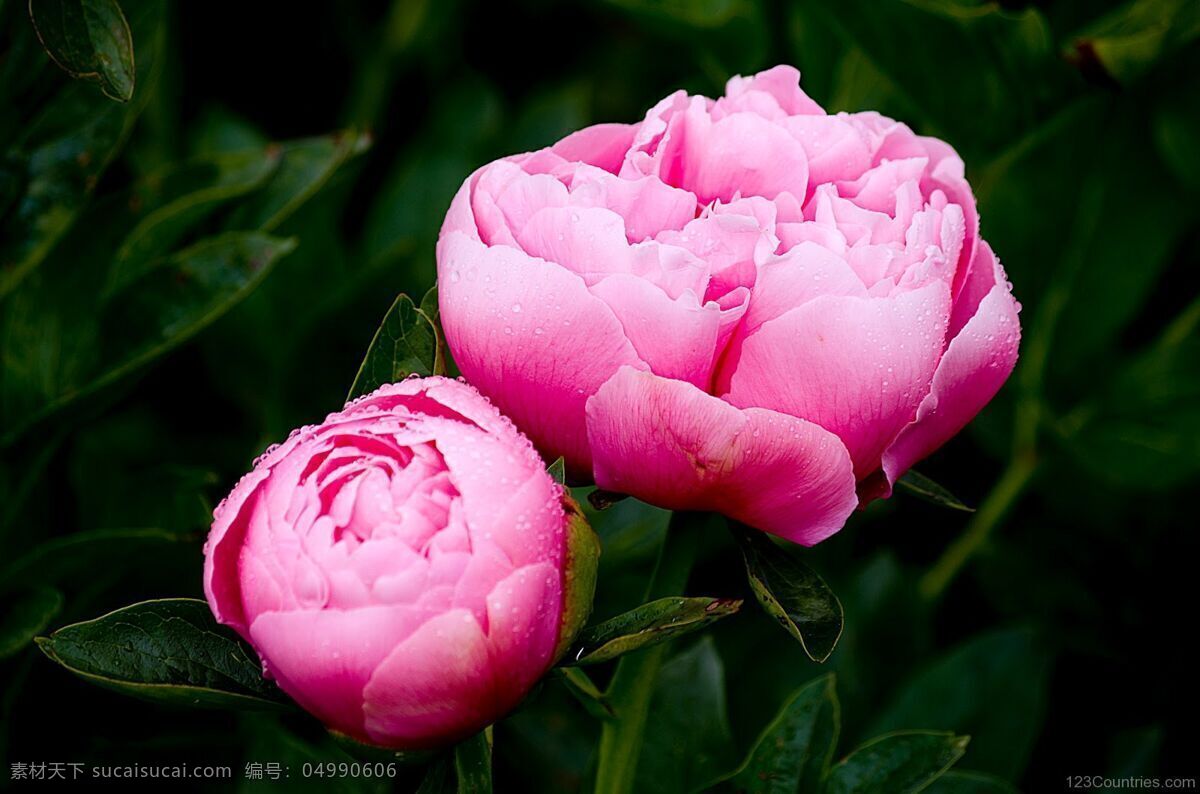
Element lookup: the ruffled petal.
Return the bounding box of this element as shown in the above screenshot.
[586,368,858,545]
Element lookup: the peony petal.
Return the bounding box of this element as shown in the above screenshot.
[568,165,697,243]
[881,245,1020,485]
[248,605,437,740]
[726,281,950,478]
[550,123,638,173]
[586,368,858,545]
[589,274,722,388]
[516,205,633,278]
[484,562,561,695]
[721,65,824,117]
[438,231,646,474]
[363,609,498,749]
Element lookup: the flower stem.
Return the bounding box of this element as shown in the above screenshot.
[593,512,699,794]
[919,451,1037,600]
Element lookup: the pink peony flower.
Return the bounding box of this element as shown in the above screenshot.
[204,377,595,749]
[437,65,1020,545]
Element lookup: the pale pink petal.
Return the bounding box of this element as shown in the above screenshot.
[722,65,824,116]
[586,368,858,545]
[550,123,638,173]
[647,99,811,205]
[568,165,697,243]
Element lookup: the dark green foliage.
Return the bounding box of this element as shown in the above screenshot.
[1,0,1196,791]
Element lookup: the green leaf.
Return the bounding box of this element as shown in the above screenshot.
[896,471,974,512]
[227,131,370,233]
[547,457,566,486]
[2,232,295,443]
[553,494,601,662]
[35,598,291,710]
[562,596,740,667]
[804,0,1061,157]
[0,0,164,297]
[588,489,629,510]
[633,637,736,794]
[0,527,193,592]
[726,674,840,794]
[867,628,1048,780]
[924,771,1020,794]
[453,729,492,794]
[0,587,63,659]
[554,667,616,720]
[734,524,843,663]
[419,284,448,376]
[347,293,440,401]
[108,149,282,291]
[825,731,969,794]
[28,0,136,101]
[1068,0,1200,84]
[1066,297,1200,490]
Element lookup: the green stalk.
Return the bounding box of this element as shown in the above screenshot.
[918,451,1037,600]
[593,512,699,794]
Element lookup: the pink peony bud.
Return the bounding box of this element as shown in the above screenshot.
[436,65,1020,545]
[203,377,597,749]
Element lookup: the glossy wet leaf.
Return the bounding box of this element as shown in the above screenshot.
[347,293,440,400]
[36,598,291,709]
[734,524,843,662]
[825,731,969,794]
[561,596,740,667]
[29,0,135,101]
[726,674,840,794]
[0,587,63,659]
[897,470,974,512]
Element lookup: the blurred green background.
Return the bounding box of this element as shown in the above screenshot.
[2,0,1198,790]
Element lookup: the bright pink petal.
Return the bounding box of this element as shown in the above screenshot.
[248,605,437,739]
[882,245,1020,484]
[362,609,497,749]
[485,562,561,694]
[726,281,950,478]
[437,232,645,474]
[586,368,858,545]
[589,274,721,388]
